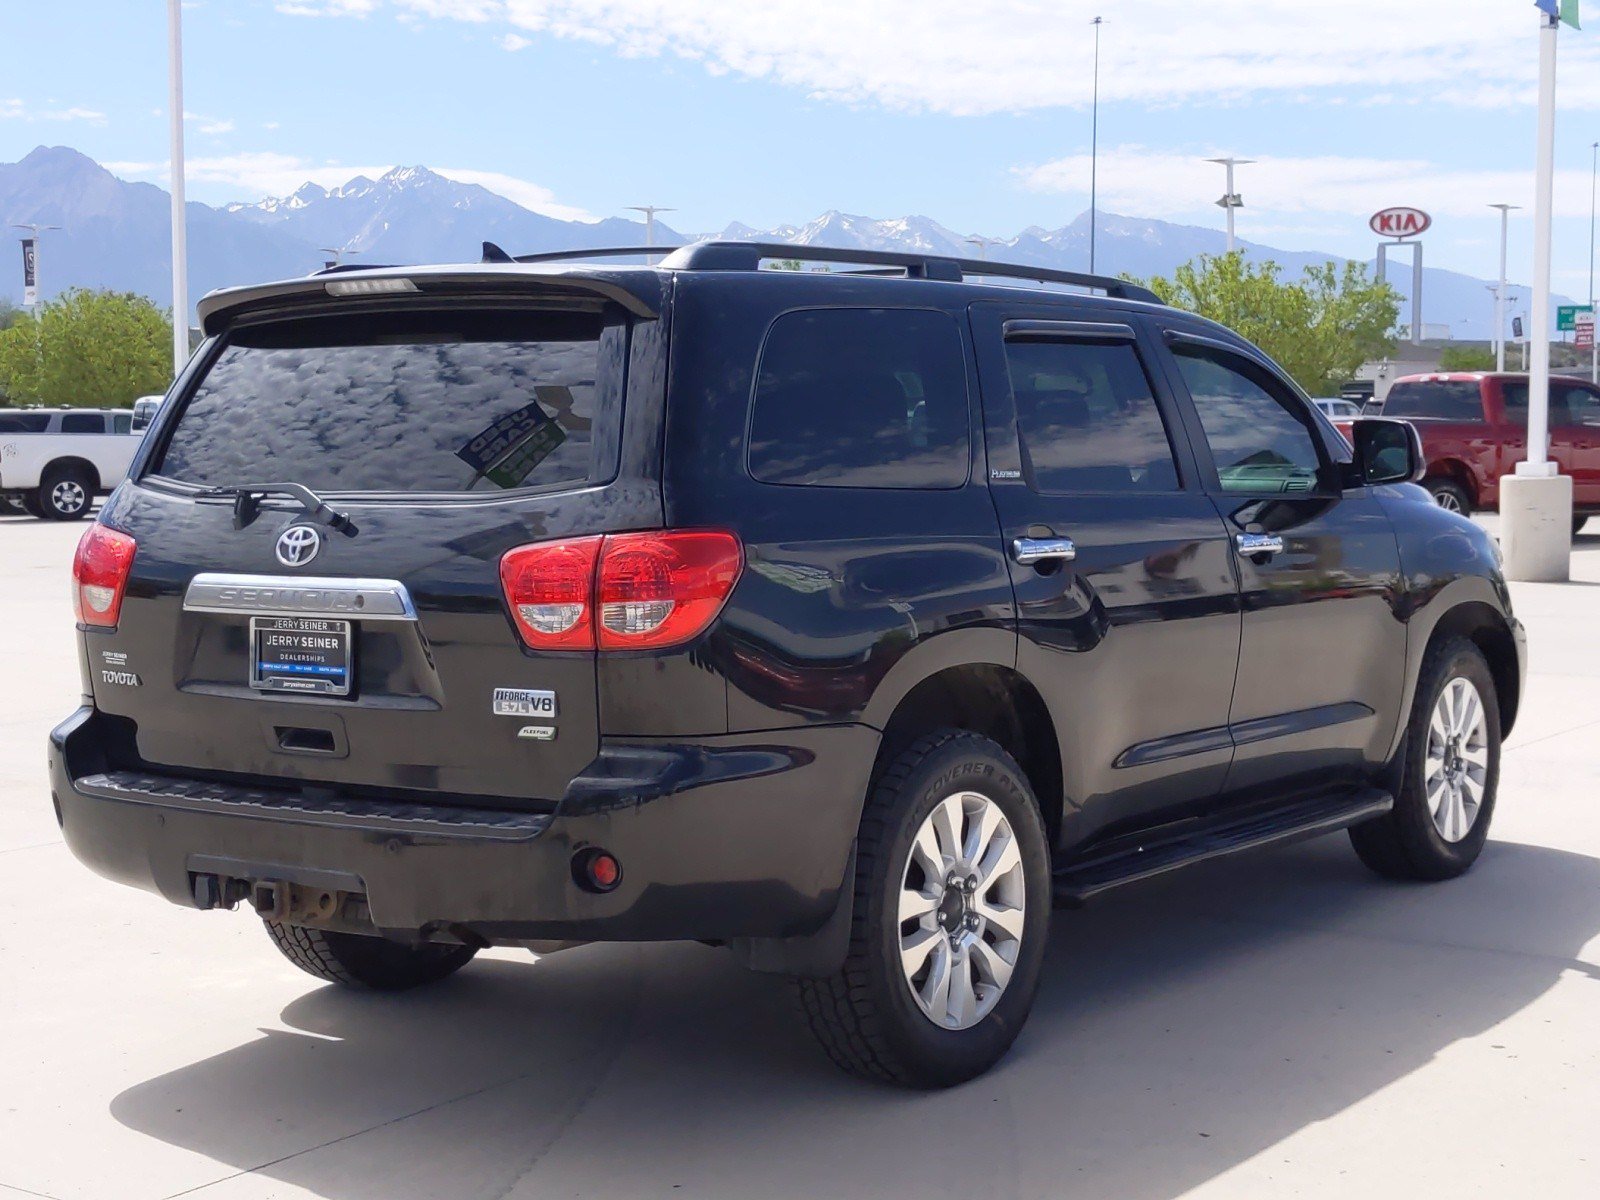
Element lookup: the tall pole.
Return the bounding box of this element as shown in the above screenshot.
[10,223,59,312]
[1589,140,1597,384]
[1088,15,1102,273]
[965,236,996,260]
[625,205,675,266]
[167,0,189,376]
[1207,157,1253,253]
[1489,204,1518,373]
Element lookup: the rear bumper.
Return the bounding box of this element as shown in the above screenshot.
[48,705,875,943]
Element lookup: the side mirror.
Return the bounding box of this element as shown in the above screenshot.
[1351,418,1424,486]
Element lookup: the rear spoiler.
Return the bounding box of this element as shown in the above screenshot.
[196,264,663,334]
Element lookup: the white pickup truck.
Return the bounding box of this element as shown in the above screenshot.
[0,409,142,519]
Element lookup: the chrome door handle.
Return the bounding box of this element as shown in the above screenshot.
[1236,532,1285,557]
[1012,536,1077,565]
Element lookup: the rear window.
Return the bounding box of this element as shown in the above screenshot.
[1383,381,1484,421]
[153,307,621,494]
[748,308,969,489]
[0,413,50,433]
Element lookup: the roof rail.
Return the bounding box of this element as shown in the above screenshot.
[481,242,682,265]
[656,240,1163,305]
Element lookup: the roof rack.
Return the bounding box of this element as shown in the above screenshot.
[481,242,681,265]
[657,241,1163,305]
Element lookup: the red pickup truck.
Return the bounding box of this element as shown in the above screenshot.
[1339,373,1599,532]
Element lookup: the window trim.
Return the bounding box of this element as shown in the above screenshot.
[1000,325,1185,497]
[743,304,976,492]
[1164,330,1339,499]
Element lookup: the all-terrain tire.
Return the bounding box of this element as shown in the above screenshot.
[1350,637,1500,881]
[265,921,477,990]
[38,465,93,520]
[789,730,1052,1088]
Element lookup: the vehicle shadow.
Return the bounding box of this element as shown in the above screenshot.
[111,836,1600,1200]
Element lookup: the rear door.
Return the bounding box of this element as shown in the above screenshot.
[91,297,662,810]
[1156,328,1406,799]
[1549,382,1600,506]
[969,301,1241,845]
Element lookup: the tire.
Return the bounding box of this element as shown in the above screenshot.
[19,493,46,519]
[1574,515,1590,535]
[38,465,93,521]
[264,920,477,991]
[790,730,1052,1088]
[1424,478,1471,515]
[1350,637,1500,881]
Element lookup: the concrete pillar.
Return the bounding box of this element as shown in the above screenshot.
[1500,468,1573,582]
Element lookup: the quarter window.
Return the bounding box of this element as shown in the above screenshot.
[1173,344,1325,494]
[1003,338,1179,493]
[749,308,970,489]
[60,413,104,434]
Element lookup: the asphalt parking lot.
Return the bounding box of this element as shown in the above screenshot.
[2,510,1598,1200]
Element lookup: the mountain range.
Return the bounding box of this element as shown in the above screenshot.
[1,145,1561,339]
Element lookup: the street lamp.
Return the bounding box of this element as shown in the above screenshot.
[1207,157,1254,252]
[10,222,59,311]
[1589,140,1597,384]
[167,0,190,375]
[1488,203,1520,372]
[624,205,675,265]
[1088,15,1103,273]
[319,247,361,268]
[965,236,998,261]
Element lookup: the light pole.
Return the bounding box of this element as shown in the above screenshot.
[319,247,361,268]
[10,222,59,311]
[1207,157,1253,252]
[965,236,997,261]
[1589,140,1597,384]
[625,205,675,265]
[1088,15,1102,273]
[1489,203,1519,372]
[167,0,190,375]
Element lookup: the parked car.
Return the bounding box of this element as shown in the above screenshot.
[1313,397,1363,421]
[1333,372,1599,531]
[50,244,1525,1087]
[0,408,140,519]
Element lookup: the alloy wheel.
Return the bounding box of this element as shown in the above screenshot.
[51,480,87,515]
[898,791,1026,1030]
[1425,677,1489,842]
[1433,490,1463,513]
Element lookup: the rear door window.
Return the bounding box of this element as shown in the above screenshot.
[0,413,50,433]
[748,308,970,489]
[60,412,105,433]
[1384,381,1485,421]
[152,307,621,494]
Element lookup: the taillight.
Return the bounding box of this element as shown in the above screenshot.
[497,530,742,652]
[72,524,137,628]
[597,531,743,650]
[499,536,603,650]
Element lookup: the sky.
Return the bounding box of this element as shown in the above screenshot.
[5,0,1600,295]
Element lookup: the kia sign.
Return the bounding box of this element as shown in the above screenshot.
[1370,208,1432,239]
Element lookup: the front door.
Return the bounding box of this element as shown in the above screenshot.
[970,302,1241,847]
[1156,330,1407,799]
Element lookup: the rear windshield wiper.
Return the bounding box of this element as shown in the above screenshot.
[195,481,359,536]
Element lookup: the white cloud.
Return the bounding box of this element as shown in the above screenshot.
[274,0,378,16]
[1015,146,1600,224]
[1,98,107,123]
[498,32,531,51]
[272,0,1600,116]
[184,111,236,135]
[105,153,598,223]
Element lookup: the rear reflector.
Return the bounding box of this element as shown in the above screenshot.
[498,530,742,652]
[72,524,137,628]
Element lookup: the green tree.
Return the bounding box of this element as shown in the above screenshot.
[1438,344,1496,371]
[1126,252,1400,395]
[0,298,22,333]
[0,289,172,408]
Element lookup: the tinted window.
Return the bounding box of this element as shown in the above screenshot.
[60,413,104,433]
[155,308,615,494]
[0,413,50,433]
[112,414,132,434]
[1174,345,1324,494]
[1384,381,1485,421]
[1003,338,1179,493]
[749,308,969,489]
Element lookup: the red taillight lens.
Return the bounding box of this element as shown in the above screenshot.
[72,524,137,628]
[598,530,743,650]
[497,530,743,652]
[499,536,603,650]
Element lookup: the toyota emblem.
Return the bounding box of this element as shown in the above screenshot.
[275,525,322,567]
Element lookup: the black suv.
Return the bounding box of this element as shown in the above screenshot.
[49,242,1526,1087]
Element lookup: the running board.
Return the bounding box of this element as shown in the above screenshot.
[1052,788,1393,905]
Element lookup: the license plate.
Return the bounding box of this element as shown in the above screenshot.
[250,616,353,696]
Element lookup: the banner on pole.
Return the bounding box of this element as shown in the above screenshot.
[21,238,36,307]
[1535,0,1580,29]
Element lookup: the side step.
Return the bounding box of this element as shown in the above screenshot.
[1052,788,1393,905]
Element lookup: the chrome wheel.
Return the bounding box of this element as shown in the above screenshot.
[898,791,1026,1031]
[1432,489,1463,513]
[51,480,87,515]
[1426,677,1489,843]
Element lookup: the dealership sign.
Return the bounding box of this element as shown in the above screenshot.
[1369,207,1432,239]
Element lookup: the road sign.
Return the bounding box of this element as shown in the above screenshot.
[1577,311,1596,351]
[1369,207,1432,239]
[1557,304,1593,331]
